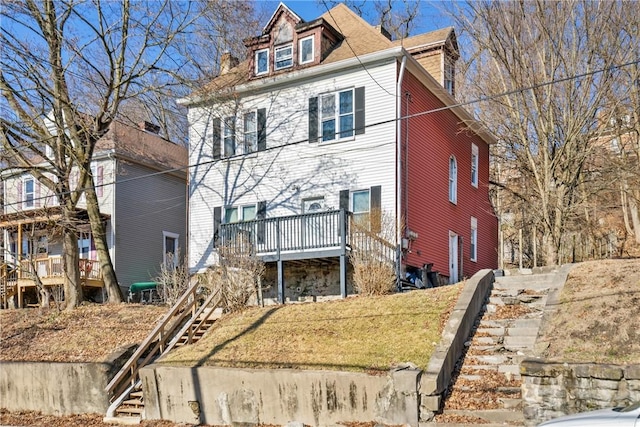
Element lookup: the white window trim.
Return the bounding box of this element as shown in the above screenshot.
[224,204,257,223]
[471,143,479,188]
[470,217,478,262]
[320,88,355,143]
[449,156,458,204]
[299,35,314,64]
[243,110,258,154]
[163,231,180,268]
[23,177,35,209]
[255,48,269,75]
[274,44,293,70]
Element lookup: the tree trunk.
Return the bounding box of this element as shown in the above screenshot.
[629,188,640,244]
[84,184,123,303]
[62,223,82,310]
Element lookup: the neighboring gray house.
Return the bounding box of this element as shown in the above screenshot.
[0,121,187,307]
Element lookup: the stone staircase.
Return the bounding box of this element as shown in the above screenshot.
[431,268,565,426]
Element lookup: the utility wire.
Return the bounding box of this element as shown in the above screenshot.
[2,57,638,210]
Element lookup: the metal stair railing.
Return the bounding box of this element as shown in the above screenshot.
[105,282,222,407]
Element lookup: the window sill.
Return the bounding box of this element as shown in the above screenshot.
[312,135,356,146]
[222,151,260,161]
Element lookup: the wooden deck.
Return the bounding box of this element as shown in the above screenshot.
[1,258,104,308]
[219,209,397,302]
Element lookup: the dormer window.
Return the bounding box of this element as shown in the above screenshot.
[299,36,314,64]
[444,57,455,96]
[255,48,269,75]
[274,44,293,70]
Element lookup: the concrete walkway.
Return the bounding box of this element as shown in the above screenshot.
[424,267,569,426]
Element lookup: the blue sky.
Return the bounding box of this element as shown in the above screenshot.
[258,1,455,36]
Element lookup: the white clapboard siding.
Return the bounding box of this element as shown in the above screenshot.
[188,59,400,271]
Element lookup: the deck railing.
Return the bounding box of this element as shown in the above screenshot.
[219,209,398,266]
[7,257,102,282]
[219,209,348,255]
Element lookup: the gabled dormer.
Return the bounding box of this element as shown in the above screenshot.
[395,28,460,97]
[244,3,343,79]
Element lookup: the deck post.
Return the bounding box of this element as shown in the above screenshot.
[276,218,285,303]
[277,259,285,303]
[339,209,347,298]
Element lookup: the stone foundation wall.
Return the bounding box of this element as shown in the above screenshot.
[261,261,354,301]
[521,359,640,425]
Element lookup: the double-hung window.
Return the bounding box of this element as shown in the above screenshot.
[471,144,478,187]
[243,111,258,153]
[321,89,354,142]
[351,189,370,227]
[225,205,257,223]
[255,48,269,75]
[274,44,293,70]
[24,177,35,208]
[444,58,455,96]
[223,116,236,157]
[470,217,478,262]
[299,36,314,64]
[449,156,458,204]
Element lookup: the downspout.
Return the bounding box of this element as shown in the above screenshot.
[396,55,407,283]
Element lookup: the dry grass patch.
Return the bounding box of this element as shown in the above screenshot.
[161,285,463,372]
[0,304,166,362]
[539,258,640,364]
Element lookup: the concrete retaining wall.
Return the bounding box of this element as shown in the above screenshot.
[140,364,421,426]
[0,346,132,415]
[521,360,640,426]
[419,269,495,421]
[1,362,112,415]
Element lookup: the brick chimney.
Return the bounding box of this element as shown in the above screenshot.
[220,52,239,75]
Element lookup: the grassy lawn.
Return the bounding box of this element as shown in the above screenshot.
[538,258,640,364]
[0,304,167,362]
[160,284,463,373]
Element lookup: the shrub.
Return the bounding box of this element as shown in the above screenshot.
[350,209,398,296]
[198,235,265,312]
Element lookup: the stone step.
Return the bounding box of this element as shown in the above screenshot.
[504,335,537,348]
[441,409,525,424]
[477,327,505,336]
[469,354,509,365]
[506,327,540,336]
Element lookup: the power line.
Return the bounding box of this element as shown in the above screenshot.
[2,57,638,211]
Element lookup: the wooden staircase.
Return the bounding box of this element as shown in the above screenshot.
[104,283,223,424]
[1,264,18,309]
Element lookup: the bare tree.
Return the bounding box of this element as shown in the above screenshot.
[321,0,421,40]
[1,0,196,308]
[452,0,635,265]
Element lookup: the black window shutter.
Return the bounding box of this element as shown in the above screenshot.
[354,87,365,135]
[308,97,318,143]
[370,185,381,233]
[257,108,267,151]
[256,201,266,244]
[213,206,222,247]
[212,118,221,160]
[339,190,349,211]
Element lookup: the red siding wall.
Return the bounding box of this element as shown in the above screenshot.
[401,70,498,280]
